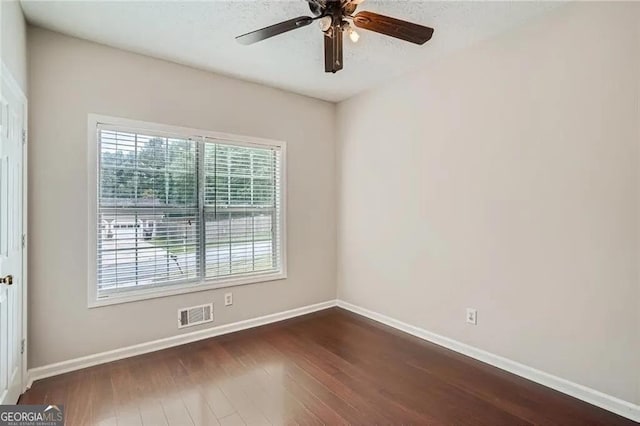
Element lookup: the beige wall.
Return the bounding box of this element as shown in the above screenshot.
[27,27,336,368]
[1,0,27,93]
[337,2,640,405]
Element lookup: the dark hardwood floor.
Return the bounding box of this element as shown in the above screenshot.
[20,308,637,425]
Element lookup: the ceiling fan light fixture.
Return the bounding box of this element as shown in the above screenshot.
[318,16,332,32]
[348,26,360,43]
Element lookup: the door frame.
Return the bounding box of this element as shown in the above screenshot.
[1,61,28,396]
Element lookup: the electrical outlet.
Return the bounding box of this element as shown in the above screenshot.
[466,308,477,325]
[224,293,233,306]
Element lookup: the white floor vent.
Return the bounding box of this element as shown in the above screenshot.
[178,303,213,329]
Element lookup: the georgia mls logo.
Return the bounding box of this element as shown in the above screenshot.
[43,406,63,420]
[0,404,64,426]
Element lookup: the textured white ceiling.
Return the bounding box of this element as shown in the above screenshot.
[20,1,562,102]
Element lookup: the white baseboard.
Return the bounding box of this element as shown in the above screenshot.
[336,299,640,423]
[26,298,640,423]
[27,300,336,388]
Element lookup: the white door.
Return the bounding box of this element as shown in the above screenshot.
[0,66,25,405]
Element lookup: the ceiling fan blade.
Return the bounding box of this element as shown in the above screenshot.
[236,16,314,45]
[352,11,434,45]
[324,26,343,73]
[305,0,326,8]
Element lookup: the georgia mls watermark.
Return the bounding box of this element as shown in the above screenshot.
[0,405,64,426]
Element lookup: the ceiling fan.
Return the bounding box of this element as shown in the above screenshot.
[236,0,434,73]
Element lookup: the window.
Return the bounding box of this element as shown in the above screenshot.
[88,115,286,306]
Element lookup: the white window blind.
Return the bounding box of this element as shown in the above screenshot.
[95,122,284,301]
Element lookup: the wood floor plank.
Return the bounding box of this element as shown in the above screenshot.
[90,369,118,425]
[220,338,328,425]
[21,308,637,426]
[238,337,358,424]
[110,363,144,426]
[290,313,532,425]
[218,413,247,426]
[203,342,273,426]
[177,345,239,420]
[263,330,421,424]
[181,388,221,426]
[325,309,631,426]
[138,399,169,426]
[201,384,237,420]
[248,339,347,424]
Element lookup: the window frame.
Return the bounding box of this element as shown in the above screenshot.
[87,114,287,308]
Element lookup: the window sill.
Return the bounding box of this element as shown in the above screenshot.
[88,271,287,308]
